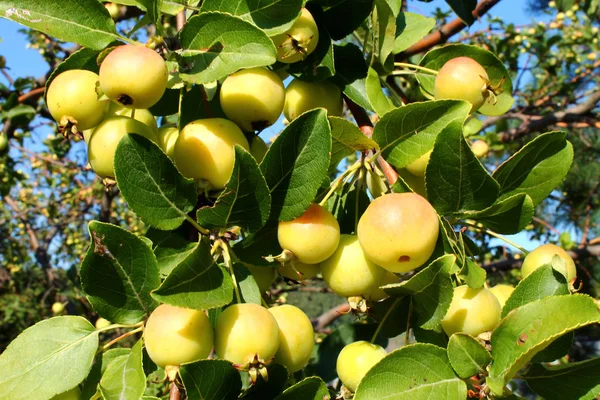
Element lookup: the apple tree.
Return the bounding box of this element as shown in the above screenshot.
[0,0,599,399]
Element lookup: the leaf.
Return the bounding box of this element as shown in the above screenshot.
[145,228,197,276]
[373,100,471,170]
[501,264,569,318]
[0,316,98,400]
[99,339,146,400]
[274,377,330,400]
[312,0,374,40]
[178,12,276,84]
[242,363,289,400]
[197,146,271,232]
[445,0,477,25]
[179,360,242,400]
[492,131,574,207]
[233,263,262,305]
[179,84,226,128]
[233,221,281,267]
[81,348,131,400]
[447,333,492,378]
[459,258,486,289]
[329,116,378,173]
[200,0,302,35]
[373,0,398,69]
[114,134,198,230]
[331,44,372,112]
[0,0,119,50]
[488,294,600,395]
[81,222,160,324]
[427,119,500,214]
[457,194,534,234]
[136,0,163,33]
[260,108,331,222]
[366,67,395,116]
[325,184,370,235]
[531,332,574,363]
[418,44,514,116]
[523,357,600,400]
[383,254,456,331]
[152,238,233,310]
[354,343,467,399]
[394,12,436,54]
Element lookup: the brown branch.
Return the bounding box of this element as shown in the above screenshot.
[396,0,503,60]
[17,86,45,104]
[344,95,399,185]
[312,303,351,332]
[483,243,600,271]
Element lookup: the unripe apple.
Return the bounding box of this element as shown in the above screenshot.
[157,125,179,158]
[0,133,8,153]
[220,68,285,132]
[271,8,319,64]
[434,57,490,113]
[278,203,341,264]
[279,259,320,280]
[321,234,388,299]
[51,302,65,314]
[95,317,111,330]
[489,284,514,308]
[46,70,109,130]
[521,244,576,282]
[368,271,399,302]
[99,45,168,109]
[246,265,277,293]
[50,386,81,400]
[269,305,314,372]
[88,116,156,178]
[441,285,501,337]
[405,150,431,177]
[250,135,269,163]
[215,303,280,365]
[357,193,439,273]
[336,341,387,392]
[173,118,250,189]
[144,304,214,368]
[106,102,158,134]
[470,140,489,159]
[283,79,343,121]
[104,2,120,19]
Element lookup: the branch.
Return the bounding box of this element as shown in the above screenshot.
[496,91,600,142]
[396,0,503,60]
[312,303,350,331]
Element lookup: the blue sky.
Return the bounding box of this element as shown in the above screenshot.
[0,0,548,252]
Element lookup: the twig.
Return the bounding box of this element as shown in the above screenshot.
[312,303,350,331]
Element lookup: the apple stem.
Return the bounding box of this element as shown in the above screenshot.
[219,240,242,303]
[318,160,362,207]
[393,62,439,76]
[99,326,144,353]
[370,298,400,344]
[169,382,181,400]
[185,215,210,235]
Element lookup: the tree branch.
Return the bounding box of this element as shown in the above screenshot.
[312,303,350,332]
[396,0,503,60]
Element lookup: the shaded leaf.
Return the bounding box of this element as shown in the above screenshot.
[180,359,242,400]
[274,376,330,400]
[447,333,492,378]
[457,193,534,234]
[99,339,146,400]
[523,357,600,400]
[394,12,436,53]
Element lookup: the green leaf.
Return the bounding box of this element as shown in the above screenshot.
[383,254,456,331]
[492,131,574,207]
[274,376,330,400]
[354,343,467,399]
[394,12,436,54]
[149,88,180,116]
[325,184,370,235]
[418,44,514,116]
[312,0,374,40]
[523,357,600,400]
[0,0,119,50]
[136,0,163,34]
[329,116,378,173]
[331,44,372,112]
[233,221,281,266]
[459,258,486,289]
[457,194,534,234]
[531,332,573,363]
[200,0,302,35]
[447,333,492,378]
[178,12,276,84]
[99,339,146,400]
[233,263,262,305]
[145,228,197,276]
[427,119,500,214]
[366,67,395,116]
[179,84,226,129]
[81,348,131,400]
[81,222,160,324]
[242,363,289,399]
[488,294,600,395]
[197,146,271,232]
[373,0,398,69]
[445,0,476,25]
[180,360,242,400]
[373,100,471,170]
[501,264,569,318]
[152,238,233,309]
[260,108,331,222]
[114,134,198,230]
[0,316,98,400]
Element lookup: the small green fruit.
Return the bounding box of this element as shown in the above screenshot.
[157,125,179,158]
[441,285,501,336]
[336,341,386,392]
[434,57,489,113]
[283,79,343,121]
[521,244,576,282]
[271,8,319,64]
